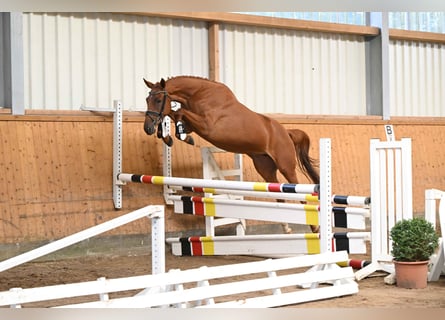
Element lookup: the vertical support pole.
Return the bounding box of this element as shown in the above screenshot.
[387,146,395,232]
[202,148,216,237]
[370,139,385,261]
[365,12,390,119]
[439,194,445,262]
[393,146,403,222]
[151,206,165,275]
[319,138,332,253]
[162,117,173,204]
[401,138,413,219]
[234,152,243,180]
[208,22,220,82]
[425,189,438,228]
[0,13,24,115]
[113,100,123,209]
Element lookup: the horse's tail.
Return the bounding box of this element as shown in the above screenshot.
[287,129,320,184]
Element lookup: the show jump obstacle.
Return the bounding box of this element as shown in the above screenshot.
[112,104,418,278]
[3,104,436,308]
[0,101,359,308]
[118,138,358,255]
[116,138,411,275]
[3,103,440,307]
[116,138,372,258]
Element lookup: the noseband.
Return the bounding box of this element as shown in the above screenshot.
[145,90,169,123]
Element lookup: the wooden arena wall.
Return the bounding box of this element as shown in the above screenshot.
[0,113,444,245]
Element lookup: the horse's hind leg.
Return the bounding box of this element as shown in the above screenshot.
[249,154,292,234]
[270,150,320,234]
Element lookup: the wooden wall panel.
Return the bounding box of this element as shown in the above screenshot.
[0,115,444,245]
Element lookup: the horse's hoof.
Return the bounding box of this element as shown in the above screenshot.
[311,225,320,233]
[186,136,195,145]
[164,137,173,147]
[281,224,292,234]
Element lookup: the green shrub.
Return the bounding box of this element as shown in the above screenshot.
[390,217,439,262]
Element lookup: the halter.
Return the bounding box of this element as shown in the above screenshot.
[145,90,169,122]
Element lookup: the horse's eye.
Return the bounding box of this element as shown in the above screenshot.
[155,99,162,104]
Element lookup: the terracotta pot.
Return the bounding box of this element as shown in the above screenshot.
[393,260,429,289]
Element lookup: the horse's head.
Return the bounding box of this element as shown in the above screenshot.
[143,78,172,135]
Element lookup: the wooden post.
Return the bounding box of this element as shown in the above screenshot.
[208,22,220,81]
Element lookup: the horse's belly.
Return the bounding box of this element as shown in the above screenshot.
[194,112,285,154]
[205,136,266,154]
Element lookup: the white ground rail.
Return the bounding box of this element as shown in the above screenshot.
[0,251,356,308]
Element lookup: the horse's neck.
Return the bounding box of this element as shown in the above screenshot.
[167,78,209,106]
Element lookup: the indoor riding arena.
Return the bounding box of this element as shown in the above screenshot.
[0,12,444,308]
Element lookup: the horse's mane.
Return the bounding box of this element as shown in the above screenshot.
[166,75,234,96]
[167,75,219,84]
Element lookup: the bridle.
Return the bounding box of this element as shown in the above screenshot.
[145,90,169,124]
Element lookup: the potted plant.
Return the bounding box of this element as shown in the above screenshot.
[390,217,439,289]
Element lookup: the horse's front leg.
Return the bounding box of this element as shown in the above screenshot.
[170,112,195,146]
[157,120,174,147]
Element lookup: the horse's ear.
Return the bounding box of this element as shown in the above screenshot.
[143,78,154,89]
[160,78,166,88]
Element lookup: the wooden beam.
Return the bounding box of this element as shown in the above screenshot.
[129,12,380,37]
[389,29,445,44]
[0,110,145,122]
[2,110,445,126]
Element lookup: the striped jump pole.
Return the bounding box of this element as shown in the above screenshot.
[170,185,320,202]
[169,186,370,208]
[332,195,370,206]
[117,173,319,194]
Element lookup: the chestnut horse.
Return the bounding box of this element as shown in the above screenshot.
[143,76,320,233]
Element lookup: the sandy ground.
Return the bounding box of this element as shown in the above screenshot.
[0,251,444,308]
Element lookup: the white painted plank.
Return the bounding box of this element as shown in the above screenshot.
[57,266,356,308]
